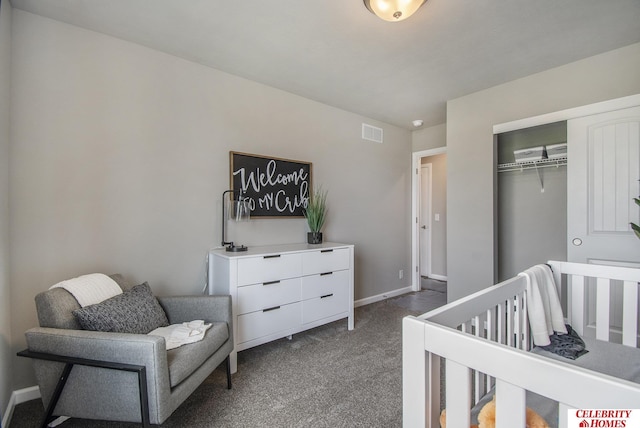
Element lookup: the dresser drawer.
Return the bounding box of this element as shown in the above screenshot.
[237,278,301,315]
[301,270,349,300]
[237,302,301,344]
[302,247,350,275]
[236,253,302,286]
[302,285,348,325]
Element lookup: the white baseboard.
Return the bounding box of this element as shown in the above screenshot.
[426,274,447,282]
[3,386,40,428]
[354,286,413,308]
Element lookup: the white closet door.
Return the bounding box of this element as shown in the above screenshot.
[568,106,640,338]
[567,105,640,265]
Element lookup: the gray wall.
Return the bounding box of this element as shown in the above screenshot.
[0,0,12,417]
[497,123,567,280]
[447,42,640,301]
[9,10,412,389]
[421,154,447,277]
[412,123,445,152]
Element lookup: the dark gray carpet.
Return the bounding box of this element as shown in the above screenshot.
[11,291,445,428]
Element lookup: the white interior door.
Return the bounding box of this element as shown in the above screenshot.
[420,164,432,277]
[568,105,640,338]
[567,105,640,264]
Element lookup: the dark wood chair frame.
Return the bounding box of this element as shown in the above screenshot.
[18,348,232,428]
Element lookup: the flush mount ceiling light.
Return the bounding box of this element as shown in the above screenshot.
[363,0,427,22]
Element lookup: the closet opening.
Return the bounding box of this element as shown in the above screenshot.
[496,121,567,282]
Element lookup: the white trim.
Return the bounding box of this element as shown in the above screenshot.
[411,147,446,293]
[427,273,448,282]
[420,163,433,278]
[493,93,640,134]
[354,286,412,308]
[3,386,40,428]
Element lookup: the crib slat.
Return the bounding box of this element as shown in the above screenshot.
[474,371,482,404]
[486,308,495,389]
[622,280,638,347]
[445,360,472,428]
[498,303,503,342]
[507,297,514,347]
[522,290,530,350]
[596,278,611,341]
[570,275,585,336]
[514,294,522,350]
[473,315,480,403]
[558,403,570,428]
[516,292,527,350]
[495,380,526,428]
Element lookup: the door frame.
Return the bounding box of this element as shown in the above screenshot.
[412,147,446,292]
[420,163,433,278]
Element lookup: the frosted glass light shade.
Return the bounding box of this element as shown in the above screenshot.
[363,0,426,22]
[226,199,251,222]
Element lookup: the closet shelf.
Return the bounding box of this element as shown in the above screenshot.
[497,156,567,173]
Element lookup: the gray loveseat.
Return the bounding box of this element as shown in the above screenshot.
[23,274,233,426]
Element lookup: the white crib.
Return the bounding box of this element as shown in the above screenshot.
[402,261,640,428]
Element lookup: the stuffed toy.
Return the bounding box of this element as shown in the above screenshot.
[440,395,549,428]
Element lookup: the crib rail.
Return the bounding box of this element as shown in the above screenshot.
[405,316,640,428]
[548,261,640,347]
[403,260,640,428]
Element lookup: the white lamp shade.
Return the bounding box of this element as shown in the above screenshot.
[364,0,426,22]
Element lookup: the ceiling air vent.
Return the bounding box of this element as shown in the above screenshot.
[362,123,383,143]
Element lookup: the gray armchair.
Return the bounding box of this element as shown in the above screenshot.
[22,274,233,426]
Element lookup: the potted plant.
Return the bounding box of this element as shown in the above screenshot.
[304,186,327,244]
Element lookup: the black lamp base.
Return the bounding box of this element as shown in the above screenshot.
[226,244,248,252]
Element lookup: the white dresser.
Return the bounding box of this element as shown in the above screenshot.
[208,242,354,372]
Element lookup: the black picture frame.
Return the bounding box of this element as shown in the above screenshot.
[229,151,312,218]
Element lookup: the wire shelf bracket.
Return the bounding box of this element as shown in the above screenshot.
[497,156,567,193]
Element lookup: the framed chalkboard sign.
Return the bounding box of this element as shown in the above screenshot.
[230,152,312,218]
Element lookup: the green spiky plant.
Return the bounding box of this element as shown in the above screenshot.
[304,186,328,233]
[631,197,640,239]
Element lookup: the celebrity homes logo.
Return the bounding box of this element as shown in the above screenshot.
[567,409,640,427]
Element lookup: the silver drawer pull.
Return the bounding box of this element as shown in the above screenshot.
[263,254,281,259]
[320,249,334,253]
[263,306,281,312]
[262,280,281,286]
[320,294,333,299]
[320,272,333,276]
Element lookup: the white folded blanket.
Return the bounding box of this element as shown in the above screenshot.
[523,264,568,346]
[148,320,212,350]
[50,273,122,307]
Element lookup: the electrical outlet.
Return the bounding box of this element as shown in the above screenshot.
[399,270,404,279]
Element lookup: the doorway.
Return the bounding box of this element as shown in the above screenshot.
[411,148,447,292]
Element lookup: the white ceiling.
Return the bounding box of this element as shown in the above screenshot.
[10,0,640,129]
